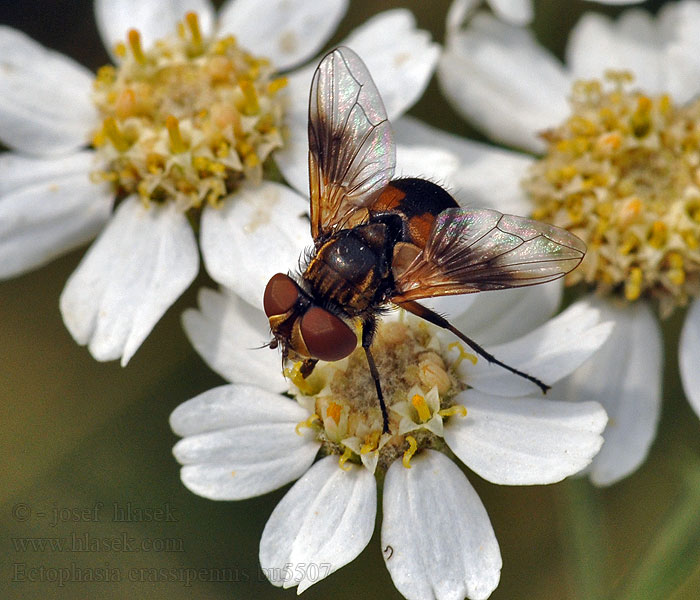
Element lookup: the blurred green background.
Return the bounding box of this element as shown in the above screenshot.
[1,1,699,598]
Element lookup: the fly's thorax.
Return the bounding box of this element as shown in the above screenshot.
[524,71,700,317]
[90,12,287,214]
[303,224,392,314]
[290,313,469,475]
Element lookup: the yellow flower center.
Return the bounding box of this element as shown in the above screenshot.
[90,12,287,212]
[525,71,700,317]
[290,315,468,473]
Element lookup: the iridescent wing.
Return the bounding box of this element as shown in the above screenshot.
[308,46,396,241]
[390,208,586,302]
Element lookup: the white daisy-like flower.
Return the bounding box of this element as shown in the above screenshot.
[436,0,700,485]
[0,0,438,365]
[449,0,647,27]
[171,282,612,599]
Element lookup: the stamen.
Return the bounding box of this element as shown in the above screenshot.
[338,447,353,471]
[402,436,418,469]
[448,342,478,368]
[239,80,260,115]
[184,12,203,53]
[127,29,146,65]
[360,431,381,454]
[625,267,643,301]
[295,414,320,436]
[244,152,260,168]
[630,95,652,137]
[102,117,129,152]
[165,115,188,154]
[284,362,317,395]
[411,394,431,423]
[666,252,686,286]
[648,221,667,249]
[212,35,238,54]
[267,77,288,95]
[114,42,127,59]
[438,405,467,418]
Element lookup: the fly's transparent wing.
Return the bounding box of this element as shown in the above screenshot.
[308,46,395,240]
[391,208,586,302]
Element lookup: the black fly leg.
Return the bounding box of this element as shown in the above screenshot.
[361,317,390,434]
[397,300,550,394]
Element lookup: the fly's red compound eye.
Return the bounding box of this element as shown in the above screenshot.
[263,273,300,317]
[300,307,357,362]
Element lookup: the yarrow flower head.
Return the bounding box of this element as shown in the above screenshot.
[171,283,611,599]
[436,0,700,484]
[526,72,700,318]
[288,314,469,476]
[0,0,438,365]
[91,14,287,212]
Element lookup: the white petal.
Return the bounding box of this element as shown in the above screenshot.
[567,11,665,93]
[395,144,459,184]
[382,450,501,600]
[171,382,308,435]
[171,384,318,499]
[94,0,215,57]
[680,298,700,419]
[0,152,112,278]
[465,299,614,396]
[664,0,700,59]
[445,390,607,485]
[0,151,92,194]
[60,197,198,365]
[658,0,700,102]
[275,17,438,199]
[438,12,570,153]
[568,5,700,102]
[449,281,563,347]
[271,68,311,197]
[218,0,348,70]
[0,26,96,155]
[342,9,439,120]
[489,0,533,26]
[569,2,700,103]
[556,297,663,485]
[259,456,376,593]
[417,294,479,325]
[446,0,477,35]
[182,287,287,393]
[394,116,534,215]
[200,182,309,308]
[664,45,700,105]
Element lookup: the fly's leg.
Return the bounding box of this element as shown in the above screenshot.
[397,300,550,394]
[361,316,390,434]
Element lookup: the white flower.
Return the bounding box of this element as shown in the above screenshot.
[447,0,645,27]
[0,0,438,365]
[171,282,611,599]
[436,0,700,485]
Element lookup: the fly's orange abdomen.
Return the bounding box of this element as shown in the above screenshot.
[371,178,459,248]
